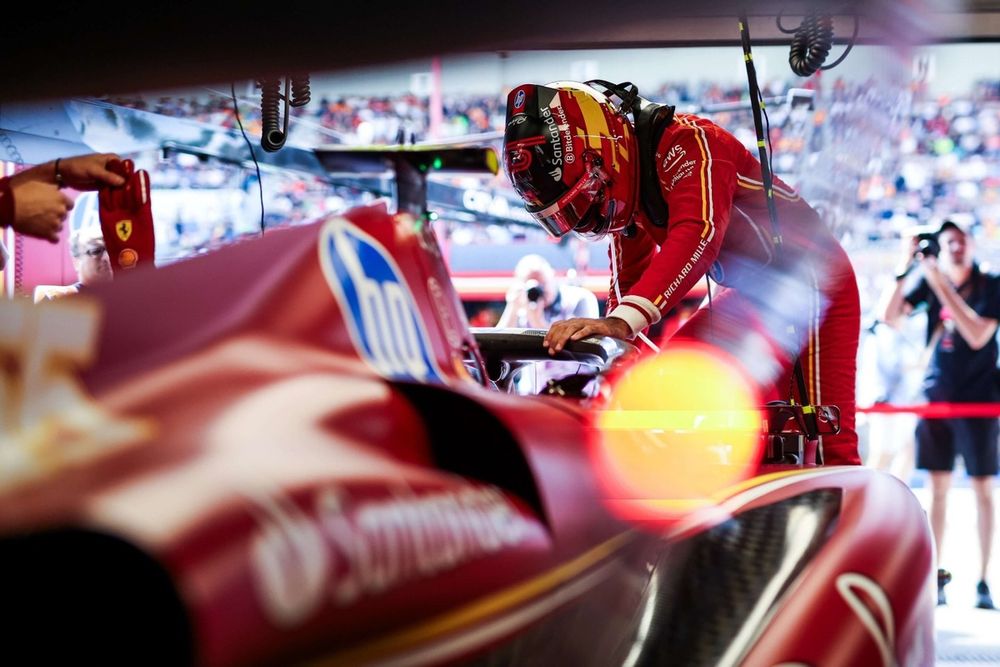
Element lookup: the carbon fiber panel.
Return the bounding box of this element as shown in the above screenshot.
[633,488,842,666]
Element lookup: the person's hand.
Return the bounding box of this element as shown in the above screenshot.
[920,254,947,293]
[544,317,631,355]
[893,233,922,280]
[523,300,547,329]
[9,179,74,243]
[922,253,945,283]
[505,283,528,310]
[55,153,127,190]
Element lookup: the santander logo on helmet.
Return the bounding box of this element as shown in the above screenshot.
[502,81,638,241]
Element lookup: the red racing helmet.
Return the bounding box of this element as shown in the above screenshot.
[503,81,638,240]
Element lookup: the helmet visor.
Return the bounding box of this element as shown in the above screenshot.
[528,165,612,239]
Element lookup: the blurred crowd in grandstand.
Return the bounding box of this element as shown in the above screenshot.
[102,73,1000,257]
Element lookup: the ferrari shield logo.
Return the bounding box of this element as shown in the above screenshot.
[116,220,133,242]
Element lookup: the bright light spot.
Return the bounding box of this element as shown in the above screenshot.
[590,341,762,520]
[485,149,499,175]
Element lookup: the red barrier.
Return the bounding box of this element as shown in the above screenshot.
[858,403,1000,418]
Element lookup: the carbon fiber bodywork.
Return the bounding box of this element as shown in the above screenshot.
[636,489,841,666]
[467,489,842,667]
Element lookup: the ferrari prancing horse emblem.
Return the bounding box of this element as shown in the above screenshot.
[116,219,133,242]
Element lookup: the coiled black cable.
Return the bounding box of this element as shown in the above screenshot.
[257,78,285,152]
[786,14,833,76]
[778,12,859,77]
[289,74,311,108]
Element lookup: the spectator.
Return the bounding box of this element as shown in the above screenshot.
[882,219,999,609]
[497,254,599,328]
[33,225,112,301]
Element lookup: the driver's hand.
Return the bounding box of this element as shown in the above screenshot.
[544,317,631,355]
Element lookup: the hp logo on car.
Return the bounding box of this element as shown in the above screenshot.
[319,218,445,383]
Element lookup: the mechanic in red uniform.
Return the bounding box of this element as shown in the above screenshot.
[502,81,861,465]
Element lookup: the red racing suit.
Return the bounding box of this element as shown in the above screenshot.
[606,113,861,465]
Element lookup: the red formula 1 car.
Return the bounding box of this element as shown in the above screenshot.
[0,144,933,666]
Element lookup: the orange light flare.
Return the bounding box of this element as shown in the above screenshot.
[588,341,763,522]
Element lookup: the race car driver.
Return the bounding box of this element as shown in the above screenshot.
[502,81,861,465]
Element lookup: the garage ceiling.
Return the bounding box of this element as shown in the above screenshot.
[1,1,999,102]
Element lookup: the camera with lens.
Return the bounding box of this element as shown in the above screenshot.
[915,232,940,258]
[524,279,544,303]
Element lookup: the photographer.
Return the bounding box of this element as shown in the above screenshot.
[882,219,999,609]
[497,254,598,329]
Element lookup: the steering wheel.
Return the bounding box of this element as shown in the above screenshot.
[470,328,636,394]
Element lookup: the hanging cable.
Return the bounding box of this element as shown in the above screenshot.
[739,14,819,441]
[256,73,312,152]
[231,83,266,235]
[257,77,287,152]
[778,12,860,77]
[289,74,312,107]
[739,16,782,248]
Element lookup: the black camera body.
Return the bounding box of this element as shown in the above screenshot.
[525,279,544,303]
[915,232,940,258]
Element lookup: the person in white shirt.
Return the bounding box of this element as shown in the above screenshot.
[497,254,599,329]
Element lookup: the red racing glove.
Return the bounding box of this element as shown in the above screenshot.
[98,158,155,274]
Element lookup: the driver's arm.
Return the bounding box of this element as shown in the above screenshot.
[606,117,735,335]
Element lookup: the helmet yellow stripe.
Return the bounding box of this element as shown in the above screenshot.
[568,90,620,172]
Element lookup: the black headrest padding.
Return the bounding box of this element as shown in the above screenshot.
[584,80,674,228]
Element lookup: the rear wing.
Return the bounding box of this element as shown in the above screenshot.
[314,145,498,216]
